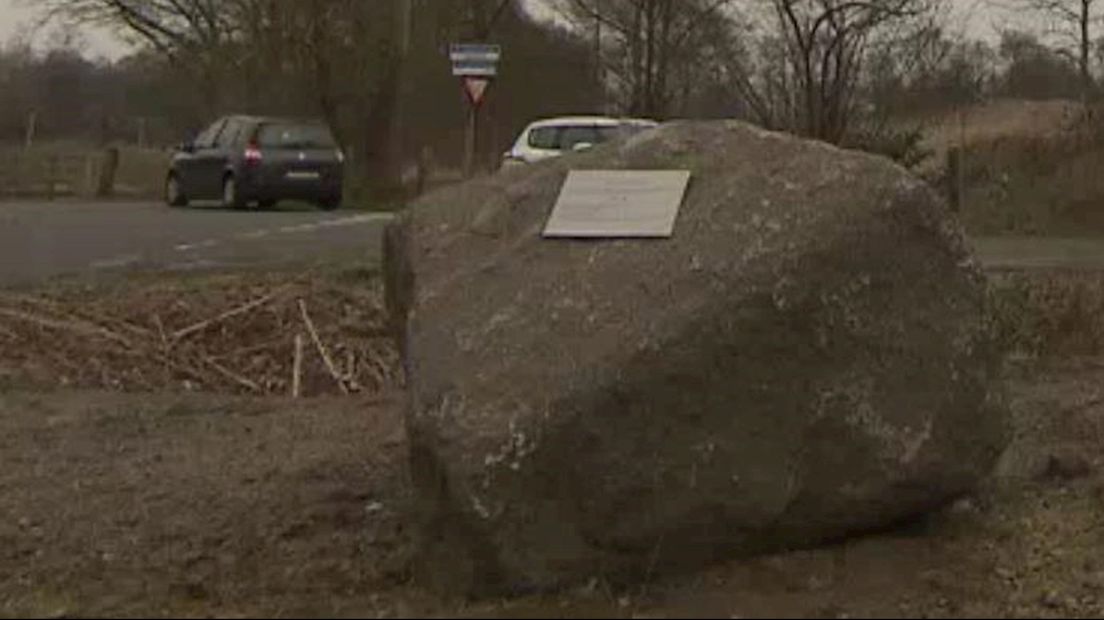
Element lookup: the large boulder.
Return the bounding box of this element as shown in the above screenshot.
[384,121,1008,598]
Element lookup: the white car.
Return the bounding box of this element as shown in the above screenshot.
[501,116,659,168]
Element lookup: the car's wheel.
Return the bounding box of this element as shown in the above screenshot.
[221,175,246,210]
[258,199,278,211]
[165,173,188,207]
[318,196,342,211]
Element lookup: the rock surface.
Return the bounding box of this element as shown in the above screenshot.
[384,120,1009,597]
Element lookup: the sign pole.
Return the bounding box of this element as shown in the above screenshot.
[24,110,37,150]
[465,103,478,178]
[461,78,490,178]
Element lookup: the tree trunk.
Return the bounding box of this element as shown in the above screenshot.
[1081,0,1094,100]
[629,4,644,114]
[362,57,402,195]
[654,0,674,118]
[361,0,412,199]
[643,0,658,116]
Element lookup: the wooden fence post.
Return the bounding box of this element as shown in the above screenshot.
[946,148,962,213]
[46,154,58,201]
[84,155,96,197]
[96,147,120,198]
[24,111,37,149]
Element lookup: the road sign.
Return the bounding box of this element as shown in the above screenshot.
[451,43,501,77]
[450,43,502,178]
[463,77,490,106]
[543,170,692,239]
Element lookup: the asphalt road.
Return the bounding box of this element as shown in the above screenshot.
[2,200,1104,288]
[0,200,393,286]
[969,237,1104,271]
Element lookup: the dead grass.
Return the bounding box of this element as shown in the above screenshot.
[909,99,1104,236]
[0,266,400,398]
[956,133,1104,235]
[918,98,1079,161]
[989,269,1104,359]
[0,143,170,200]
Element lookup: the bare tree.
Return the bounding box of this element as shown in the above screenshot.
[464,0,515,38]
[727,0,944,143]
[555,0,735,118]
[35,0,230,57]
[1007,0,1099,98]
[35,0,243,115]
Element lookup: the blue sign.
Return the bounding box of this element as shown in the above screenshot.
[451,43,501,77]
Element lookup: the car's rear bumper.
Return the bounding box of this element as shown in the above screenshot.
[239,169,343,202]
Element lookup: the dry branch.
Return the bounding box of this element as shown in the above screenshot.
[172,289,287,342]
[0,276,396,398]
[292,334,304,398]
[0,306,133,348]
[203,357,263,393]
[299,298,349,395]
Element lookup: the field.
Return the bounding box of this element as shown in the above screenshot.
[0,143,171,200]
[911,98,1104,236]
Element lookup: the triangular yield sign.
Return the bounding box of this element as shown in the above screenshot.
[463,77,490,106]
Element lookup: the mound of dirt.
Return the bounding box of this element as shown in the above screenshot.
[387,120,1010,597]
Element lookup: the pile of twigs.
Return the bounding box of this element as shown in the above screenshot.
[0,272,400,397]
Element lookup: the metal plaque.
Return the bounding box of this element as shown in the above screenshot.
[543,170,691,239]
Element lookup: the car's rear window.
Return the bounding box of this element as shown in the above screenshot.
[256,123,336,149]
[528,124,622,151]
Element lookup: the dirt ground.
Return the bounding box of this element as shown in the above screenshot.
[0,354,1102,619]
[8,100,1104,616]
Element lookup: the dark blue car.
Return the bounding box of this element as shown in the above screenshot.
[166,115,344,211]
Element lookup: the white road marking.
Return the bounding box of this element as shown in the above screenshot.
[316,213,394,228]
[277,224,319,234]
[273,213,393,236]
[171,213,393,254]
[90,254,141,270]
[174,240,220,252]
[236,229,272,240]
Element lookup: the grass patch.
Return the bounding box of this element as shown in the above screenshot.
[988,269,1104,358]
[909,99,1104,236]
[958,133,1104,235]
[0,142,170,200]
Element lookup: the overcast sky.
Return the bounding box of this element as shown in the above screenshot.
[0,0,1030,61]
[0,0,129,59]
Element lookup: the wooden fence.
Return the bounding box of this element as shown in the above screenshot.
[0,146,170,200]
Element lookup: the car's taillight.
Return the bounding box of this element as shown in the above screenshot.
[244,143,263,164]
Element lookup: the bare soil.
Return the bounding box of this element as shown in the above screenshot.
[0,358,1102,618]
